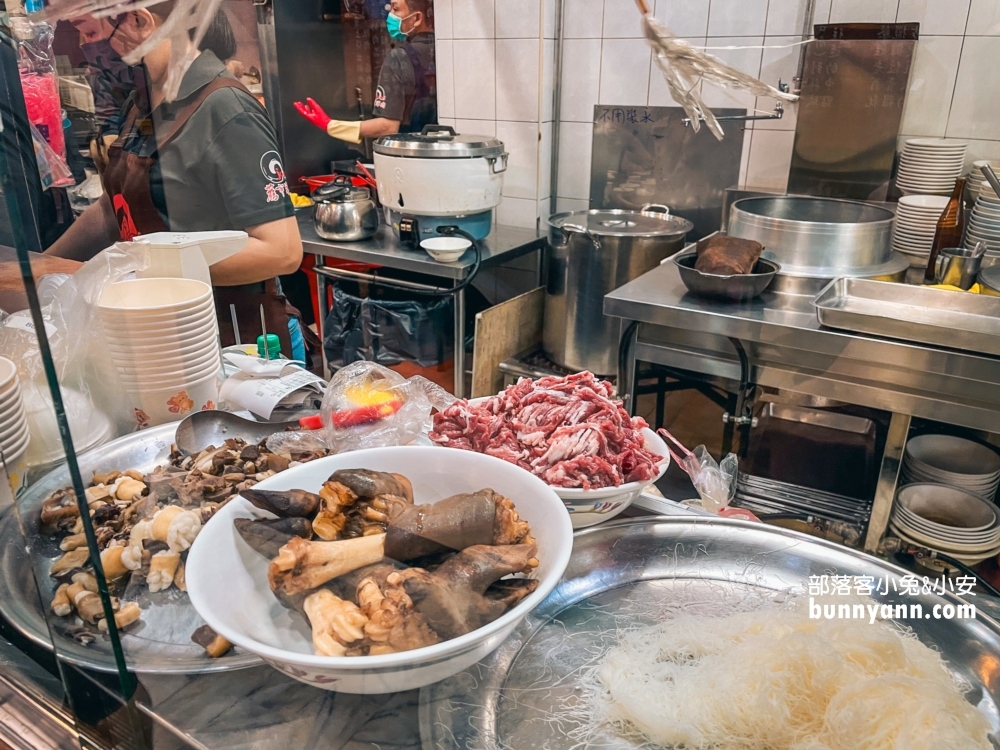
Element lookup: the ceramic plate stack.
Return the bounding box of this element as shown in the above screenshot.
[967,160,1000,204]
[98,278,222,429]
[0,357,30,501]
[892,195,949,267]
[965,190,1000,258]
[902,434,1000,503]
[890,483,1000,565]
[895,138,968,196]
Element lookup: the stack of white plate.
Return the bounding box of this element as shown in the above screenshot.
[965,192,1000,256]
[890,483,1000,565]
[0,357,30,501]
[892,194,949,267]
[966,161,1000,204]
[902,434,1000,502]
[895,138,968,196]
[98,278,222,429]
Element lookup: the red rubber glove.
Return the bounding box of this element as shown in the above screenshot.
[294,97,332,131]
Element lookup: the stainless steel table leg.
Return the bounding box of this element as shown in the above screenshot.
[864,412,911,553]
[454,285,465,398]
[618,322,639,415]
[313,254,328,378]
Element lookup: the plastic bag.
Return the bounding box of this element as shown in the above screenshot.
[679,446,739,514]
[30,121,73,189]
[11,17,70,172]
[266,361,453,455]
[0,242,150,462]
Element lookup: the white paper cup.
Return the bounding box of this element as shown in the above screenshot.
[99,278,212,314]
[106,329,220,359]
[116,352,222,385]
[0,358,16,392]
[127,373,220,429]
[0,407,27,441]
[0,445,28,505]
[99,293,214,319]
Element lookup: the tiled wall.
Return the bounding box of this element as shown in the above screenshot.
[436,0,1000,228]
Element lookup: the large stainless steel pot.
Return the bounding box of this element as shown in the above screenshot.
[728,196,895,276]
[312,176,379,242]
[544,209,693,375]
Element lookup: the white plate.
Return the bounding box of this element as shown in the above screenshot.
[186,446,574,694]
[898,195,951,208]
[906,435,1000,475]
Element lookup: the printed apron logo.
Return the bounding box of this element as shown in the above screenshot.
[375,86,386,109]
[113,194,139,240]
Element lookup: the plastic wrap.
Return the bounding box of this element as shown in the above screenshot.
[266,362,453,455]
[0,243,150,463]
[679,446,738,514]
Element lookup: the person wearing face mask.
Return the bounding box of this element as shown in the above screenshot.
[45,3,309,361]
[294,0,436,142]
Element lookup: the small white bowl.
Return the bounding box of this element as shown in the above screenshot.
[186,446,574,693]
[98,278,212,313]
[421,237,472,263]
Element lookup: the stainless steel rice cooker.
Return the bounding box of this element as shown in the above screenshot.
[544,209,693,375]
[373,125,507,244]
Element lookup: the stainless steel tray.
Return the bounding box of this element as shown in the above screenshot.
[0,423,261,674]
[814,277,1000,356]
[419,517,1000,749]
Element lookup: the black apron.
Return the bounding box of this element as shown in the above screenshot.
[100,77,296,356]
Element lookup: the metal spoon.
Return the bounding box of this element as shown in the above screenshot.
[973,240,988,259]
[174,410,305,455]
[981,164,1000,200]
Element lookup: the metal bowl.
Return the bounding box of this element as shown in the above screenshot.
[674,251,780,301]
[978,265,1000,296]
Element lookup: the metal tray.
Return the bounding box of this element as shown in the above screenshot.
[814,277,1000,356]
[419,517,1000,749]
[0,423,261,674]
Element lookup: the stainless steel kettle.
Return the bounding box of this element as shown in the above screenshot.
[312,175,379,242]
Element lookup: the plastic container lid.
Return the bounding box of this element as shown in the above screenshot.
[257,333,281,359]
[548,209,693,239]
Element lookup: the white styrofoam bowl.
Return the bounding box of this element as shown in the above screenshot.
[186,446,574,693]
[98,277,212,313]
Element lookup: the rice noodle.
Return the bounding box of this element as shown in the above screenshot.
[586,599,992,749]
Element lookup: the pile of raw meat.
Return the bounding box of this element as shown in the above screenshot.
[429,372,664,489]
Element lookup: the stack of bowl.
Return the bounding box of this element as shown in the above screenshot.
[895,139,968,195]
[965,190,1000,259]
[892,195,949,267]
[902,434,1000,503]
[0,357,30,500]
[890,483,1000,565]
[98,278,222,428]
[966,161,1000,204]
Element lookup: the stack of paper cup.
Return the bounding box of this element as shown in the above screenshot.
[99,278,222,428]
[0,357,30,501]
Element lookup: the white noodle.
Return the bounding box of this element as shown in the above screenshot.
[580,598,992,749]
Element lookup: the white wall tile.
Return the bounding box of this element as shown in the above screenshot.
[453,40,496,120]
[543,0,558,38]
[556,197,591,212]
[602,0,645,37]
[563,0,605,37]
[438,117,457,128]
[560,38,602,120]
[497,120,540,200]
[648,38,707,106]
[746,129,795,190]
[699,37,763,110]
[966,0,1000,35]
[496,39,540,122]
[755,35,800,131]
[896,0,971,35]
[556,121,594,199]
[454,118,496,136]
[599,38,651,105]
[453,0,496,38]
[899,36,962,138]
[496,0,541,38]
[435,40,455,119]
[964,139,1000,170]
[497,196,539,228]
[538,121,553,196]
[829,0,899,24]
[709,0,768,37]
[651,0,709,37]
[813,0,833,24]
[947,36,1000,140]
[435,0,454,39]
[541,39,556,121]
[766,0,809,36]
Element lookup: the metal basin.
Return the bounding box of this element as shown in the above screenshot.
[728,195,895,276]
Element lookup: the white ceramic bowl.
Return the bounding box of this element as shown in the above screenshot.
[186,446,574,693]
[905,434,1000,477]
[421,237,472,263]
[555,428,670,528]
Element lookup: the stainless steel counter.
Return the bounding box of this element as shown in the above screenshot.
[299,215,544,395]
[605,261,1000,551]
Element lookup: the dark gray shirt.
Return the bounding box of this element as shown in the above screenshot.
[372,33,436,131]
